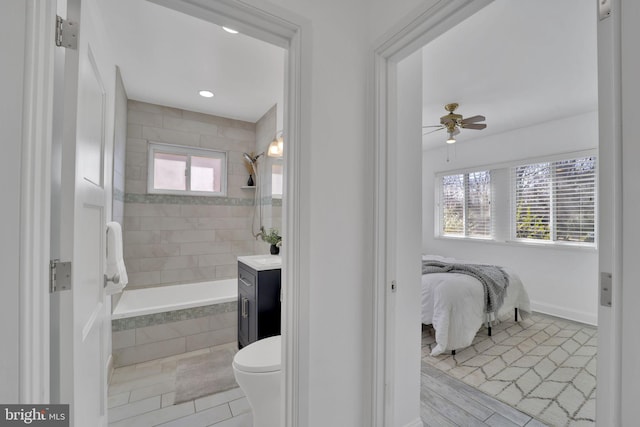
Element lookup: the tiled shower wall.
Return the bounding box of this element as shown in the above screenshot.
[123,100,271,288]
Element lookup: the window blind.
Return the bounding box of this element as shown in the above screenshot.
[513,156,596,244]
[441,171,491,238]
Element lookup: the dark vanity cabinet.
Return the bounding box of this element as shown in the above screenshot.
[237,260,281,349]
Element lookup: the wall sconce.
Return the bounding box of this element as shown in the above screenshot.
[268,131,284,157]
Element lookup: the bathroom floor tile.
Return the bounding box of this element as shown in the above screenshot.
[108,346,250,427]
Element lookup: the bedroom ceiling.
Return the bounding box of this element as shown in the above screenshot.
[96,0,285,123]
[421,0,598,150]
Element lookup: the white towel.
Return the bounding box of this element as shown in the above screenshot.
[106,221,128,289]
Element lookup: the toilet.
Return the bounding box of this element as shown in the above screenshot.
[232,335,281,427]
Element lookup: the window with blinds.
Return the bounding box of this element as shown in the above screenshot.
[512,156,596,245]
[440,171,491,238]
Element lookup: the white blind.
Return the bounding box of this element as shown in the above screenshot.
[513,156,596,244]
[441,171,491,238]
[467,171,491,237]
[442,174,464,235]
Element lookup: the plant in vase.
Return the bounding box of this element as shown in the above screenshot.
[261,227,282,255]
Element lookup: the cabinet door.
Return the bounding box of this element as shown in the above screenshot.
[237,265,256,347]
[238,290,251,347]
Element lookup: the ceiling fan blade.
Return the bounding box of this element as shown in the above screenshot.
[460,115,485,124]
[461,123,487,130]
[422,125,444,128]
[423,127,445,135]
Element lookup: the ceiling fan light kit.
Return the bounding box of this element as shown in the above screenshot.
[423,102,487,145]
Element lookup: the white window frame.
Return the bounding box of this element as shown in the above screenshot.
[147,142,228,197]
[436,169,493,240]
[510,150,597,248]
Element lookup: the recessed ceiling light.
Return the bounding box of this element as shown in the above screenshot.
[222,26,239,34]
[199,90,214,98]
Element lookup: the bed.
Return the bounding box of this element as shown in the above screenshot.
[421,255,531,356]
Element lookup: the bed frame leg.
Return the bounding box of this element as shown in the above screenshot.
[451,350,456,355]
[515,307,519,322]
[488,325,492,337]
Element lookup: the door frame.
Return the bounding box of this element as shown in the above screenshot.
[371,0,620,425]
[20,0,57,403]
[22,1,311,426]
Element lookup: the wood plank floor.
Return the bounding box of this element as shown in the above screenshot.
[422,363,548,427]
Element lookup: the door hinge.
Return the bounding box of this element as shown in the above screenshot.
[55,15,78,49]
[391,280,397,293]
[600,272,612,307]
[50,259,72,293]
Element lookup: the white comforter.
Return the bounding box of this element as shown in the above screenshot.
[421,255,531,356]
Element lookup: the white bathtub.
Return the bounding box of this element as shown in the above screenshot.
[111,279,238,367]
[112,278,237,319]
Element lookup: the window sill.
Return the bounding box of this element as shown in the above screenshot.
[434,236,598,252]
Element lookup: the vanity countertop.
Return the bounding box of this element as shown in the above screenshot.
[237,254,282,271]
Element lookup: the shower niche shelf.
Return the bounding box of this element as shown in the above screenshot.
[241,186,256,189]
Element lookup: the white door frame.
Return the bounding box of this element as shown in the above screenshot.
[371,0,621,425]
[20,0,311,425]
[19,0,57,403]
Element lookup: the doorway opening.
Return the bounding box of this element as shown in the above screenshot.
[372,0,614,425]
[46,0,308,425]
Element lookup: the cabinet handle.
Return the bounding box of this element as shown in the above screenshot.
[239,277,253,287]
[242,297,248,318]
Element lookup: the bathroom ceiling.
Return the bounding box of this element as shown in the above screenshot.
[96,0,285,123]
[421,0,598,150]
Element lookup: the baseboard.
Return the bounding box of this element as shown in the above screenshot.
[530,301,597,326]
[403,418,424,427]
[107,354,114,385]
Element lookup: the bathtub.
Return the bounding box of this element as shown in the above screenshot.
[111,279,238,367]
[112,278,237,319]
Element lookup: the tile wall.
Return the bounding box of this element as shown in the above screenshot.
[123,100,273,288]
[111,302,236,367]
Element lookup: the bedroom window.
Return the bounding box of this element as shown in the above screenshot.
[147,142,227,196]
[440,170,491,238]
[512,155,596,246]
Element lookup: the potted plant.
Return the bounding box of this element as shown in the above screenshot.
[261,227,282,255]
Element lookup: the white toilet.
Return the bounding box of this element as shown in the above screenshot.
[232,335,281,427]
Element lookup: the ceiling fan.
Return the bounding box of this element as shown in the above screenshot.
[423,103,487,144]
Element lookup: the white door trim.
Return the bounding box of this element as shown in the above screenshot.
[596,1,622,424]
[145,1,310,425]
[20,0,56,404]
[371,3,493,423]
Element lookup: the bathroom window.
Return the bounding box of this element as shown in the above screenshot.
[147,142,227,196]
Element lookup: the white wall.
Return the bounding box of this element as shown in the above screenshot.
[0,0,26,404]
[422,111,599,324]
[235,0,372,424]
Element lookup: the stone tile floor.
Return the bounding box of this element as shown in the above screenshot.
[108,343,251,427]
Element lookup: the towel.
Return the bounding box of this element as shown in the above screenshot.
[106,221,128,289]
